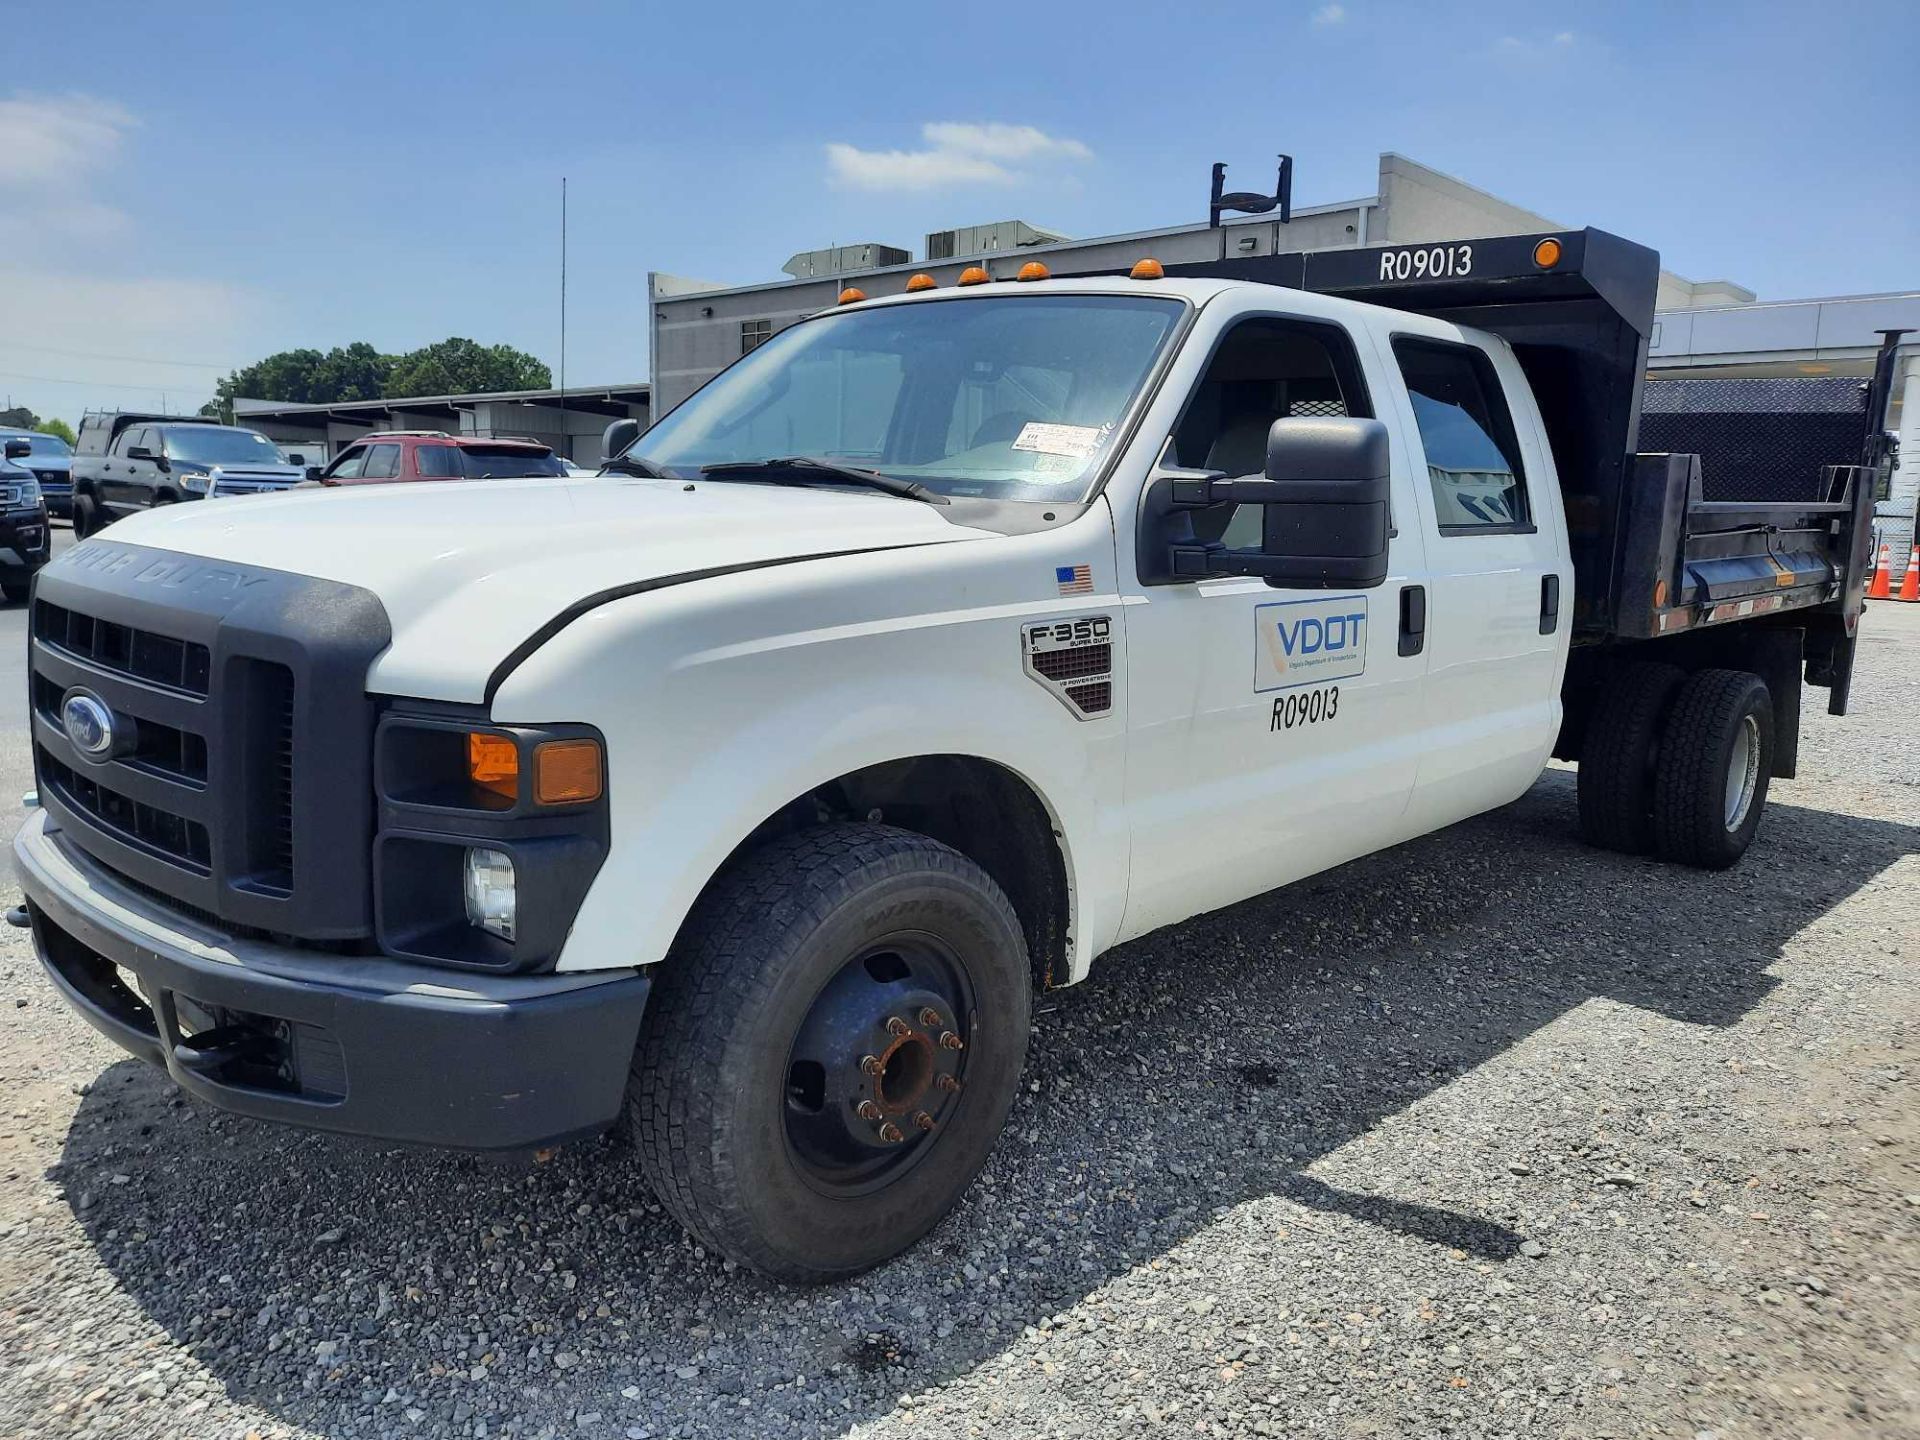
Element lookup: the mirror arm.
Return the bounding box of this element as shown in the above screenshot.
[1166,475,1298,507]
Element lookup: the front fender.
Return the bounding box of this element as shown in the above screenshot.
[486,536,1129,979]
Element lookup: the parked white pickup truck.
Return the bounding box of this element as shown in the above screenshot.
[12,229,1887,1281]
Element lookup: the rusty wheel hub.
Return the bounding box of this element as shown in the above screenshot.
[782,934,973,1194]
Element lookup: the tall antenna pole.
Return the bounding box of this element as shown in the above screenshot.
[559,176,567,452]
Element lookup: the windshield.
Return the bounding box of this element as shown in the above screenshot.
[631,293,1185,501]
[162,426,285,467]
[8,433,70,458]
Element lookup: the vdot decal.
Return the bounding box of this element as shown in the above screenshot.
[1254,595,1368,693]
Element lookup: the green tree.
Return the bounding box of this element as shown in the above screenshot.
[202,343,399,422]
[38,417,76,446]
[0,406,36,430]
[383,338,551,399]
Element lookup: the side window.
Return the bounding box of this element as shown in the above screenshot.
[1167,316,1372,551]
[362,443,401,480]
[1392,338,1531,533]
[325,446,369,480]
[115,427,148,457]
[415,444,460,478]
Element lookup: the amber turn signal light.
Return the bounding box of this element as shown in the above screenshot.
[957,266,991,286]
[1015,261,1050,282]
[1532,237,1563,269]
[1130,257,1165,280]
[534,738,604,805]
[467,733,519,802]
[837,286,867,304]
[905,273,937,292]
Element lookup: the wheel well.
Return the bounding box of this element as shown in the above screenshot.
[720,756,1072,991]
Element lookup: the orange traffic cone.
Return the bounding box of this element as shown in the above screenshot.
[1900,545,1920,603]
[1868,541,1893,599]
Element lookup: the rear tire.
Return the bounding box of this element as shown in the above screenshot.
[72,495,100,538]
[1651,668,1773,870]
[1576,661,1685,854]
[1,581,29,605]
[629,823,1031,1281]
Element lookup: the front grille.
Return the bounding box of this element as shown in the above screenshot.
[38,747,212,871]
[29,541,389,941]
[35,600,211,696]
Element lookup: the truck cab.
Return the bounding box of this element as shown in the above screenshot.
[14,231,1878,1283]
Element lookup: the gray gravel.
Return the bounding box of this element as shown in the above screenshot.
[1,598,1915,1440]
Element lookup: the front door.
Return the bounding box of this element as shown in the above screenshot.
[1116,305,1432,943]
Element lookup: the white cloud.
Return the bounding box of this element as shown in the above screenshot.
[0,92,135,188]
[826,121,1093,191]
[1312,3,1346,27]
[1496,30,1580,57]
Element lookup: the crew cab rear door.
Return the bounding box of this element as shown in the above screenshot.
[1376,319,1569,832]
[1114,294,1432,942]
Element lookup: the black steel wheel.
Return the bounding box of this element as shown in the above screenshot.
[629,823,1030,1281]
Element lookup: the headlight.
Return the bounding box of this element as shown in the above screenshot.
[462,846,516,940]
[18,476,39,505]
[179,470,213,494]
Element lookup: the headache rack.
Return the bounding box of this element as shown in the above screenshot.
[1157,229,1885,687]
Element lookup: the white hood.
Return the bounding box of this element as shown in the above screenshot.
[100,476,995,700]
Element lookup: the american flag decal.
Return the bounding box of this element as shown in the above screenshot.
[1055,564,1093,595]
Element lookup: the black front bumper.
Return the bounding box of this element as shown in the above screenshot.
[0,506,49,577]
[16,811,649,1150]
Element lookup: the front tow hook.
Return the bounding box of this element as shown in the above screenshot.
[171,1025,279,1077]
[5,904,30,929]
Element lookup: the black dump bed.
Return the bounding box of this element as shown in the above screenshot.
[1160,230,1885,663]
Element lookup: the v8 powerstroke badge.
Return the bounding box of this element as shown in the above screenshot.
[1254,595,1367,693]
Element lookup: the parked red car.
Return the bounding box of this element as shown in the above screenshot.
[313,431,572,486]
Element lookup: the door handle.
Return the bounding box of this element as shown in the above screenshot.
[1399,584,1426,657]
[1540,574,1561,635]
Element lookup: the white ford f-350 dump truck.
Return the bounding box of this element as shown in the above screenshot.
[12,229,1889,1280]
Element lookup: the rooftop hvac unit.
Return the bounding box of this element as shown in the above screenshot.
[923,220,1069,262]
[781,242,912,280]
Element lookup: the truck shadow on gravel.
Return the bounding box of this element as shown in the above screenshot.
[54,773,1920,1439]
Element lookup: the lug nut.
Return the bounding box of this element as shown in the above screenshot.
[886,1016,911,1037]
[877,1121,904,1143]
[939,1031,964,1051]
[919,1007,942,1027]
[859,1055,883,1076]
[856,1100,881,1120]
[936,1074,961,1093]
[914,1111,935,1131]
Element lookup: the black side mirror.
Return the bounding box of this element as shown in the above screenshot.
[305,465,323,482]
[1138,417,1391,589]
[602,418,641,462]
[3,439,28,460]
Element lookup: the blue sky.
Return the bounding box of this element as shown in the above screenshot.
[2,0,1915,427]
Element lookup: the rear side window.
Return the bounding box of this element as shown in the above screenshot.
[459,447,567,479]
[415,444,460,478]
[363,444,401,479]
[1393,338,1531,533]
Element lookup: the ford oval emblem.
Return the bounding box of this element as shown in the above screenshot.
[61,692,116,760]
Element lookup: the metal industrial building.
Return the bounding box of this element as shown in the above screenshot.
[648,151,1919,555]
[232,381,650,468]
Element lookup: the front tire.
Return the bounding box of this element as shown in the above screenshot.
[630,823,1031,1281]
[1,580,29,605]
[1652,669,1773,869]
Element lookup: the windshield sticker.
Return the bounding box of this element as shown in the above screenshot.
[1012,422,1101,459]
[1031,452,1081,475]
[1255,596,1368,693]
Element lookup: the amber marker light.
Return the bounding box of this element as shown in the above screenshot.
[467,733,520,802]
[1130,257,1165,280]
[957,266,991,286]
[905,273,937,292]
[1532,237,1563,269]
[837,286,867,304]
[1016,261,1050,282]
[534,738,604,805]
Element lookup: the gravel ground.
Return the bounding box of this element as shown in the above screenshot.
[1,603,1915,1440]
